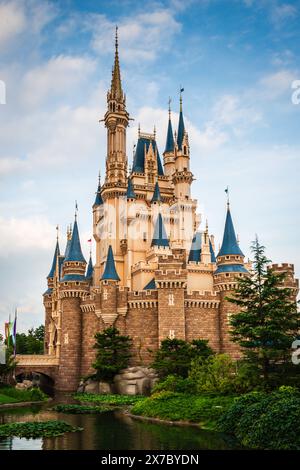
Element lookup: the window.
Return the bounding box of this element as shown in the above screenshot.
[103,289,108,300]
[169,330,175,339]
[168,293,174,306]
[64,333,69,345]
[143,232,147,242]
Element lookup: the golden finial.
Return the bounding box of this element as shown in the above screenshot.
[225,186,230,207]
[138,123,141,138]
[75,200,78,220]
[205,219,208,233]
[168,97,172,118]
[153,124,156,139]
[56,225,59,241]
[179,85,184,112]
[115,25,118,51]
[98,170,101,186]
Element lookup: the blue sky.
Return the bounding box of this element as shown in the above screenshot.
[0,0,299,333]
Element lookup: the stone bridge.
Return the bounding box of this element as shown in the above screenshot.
[15,355,59,382]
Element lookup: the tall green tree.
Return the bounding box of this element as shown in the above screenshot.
[227,237,300,388]
[93,327,132,383]
[16,325,45,354]
[151,338,214,378]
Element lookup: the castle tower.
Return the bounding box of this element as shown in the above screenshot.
[214,202,248,357]
[56,215,89,391]
[100,245,120,325]
[93,174,104,285]
[104,27,129,186]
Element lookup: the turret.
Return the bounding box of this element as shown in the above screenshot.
[163,102,176,177]
[214,201,248,358]
[100,245,120,325]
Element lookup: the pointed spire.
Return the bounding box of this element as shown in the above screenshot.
[151,213,169,247]
[47,239,60,278]
[65,217,86,263]
[151,181,162,203]
[101,245,120,281]
[218,205,244,257]
[94,173,103,206]
[64,224,72,259]
[209,238,216,263]
[143,278,156,290]
[188,232,201,262]
[126,177,136,199]
[164,99,174,153]
[177,88,185,151]
[110,25,122,101]
[86,253,94,280]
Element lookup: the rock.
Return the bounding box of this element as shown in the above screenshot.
[77,384,85,393]
[99,381,113,394]
[84,381,99,394]
[113,366,158,396]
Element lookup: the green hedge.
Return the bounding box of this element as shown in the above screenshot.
[0,386,47,403]
[73,393,144,406]
[52,404,114,414]
[218,387,300,449]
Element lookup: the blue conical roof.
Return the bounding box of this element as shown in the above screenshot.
[209,239,216,263]
[218,206,244,257]
[151,181,161,203]
[64,219,86,263]
[177,104,185,151]
[86,254,94,280]
[47,240,60,278]
[165,116,174,153]
[143,278,156,290]
[101,245,120,281]
[188,232,202,262]
[132,136,164,175]
[126,178,136,199]
[94,182,103,206]
[151,213,169,247]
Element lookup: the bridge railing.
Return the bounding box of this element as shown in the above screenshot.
[15,355,59,366]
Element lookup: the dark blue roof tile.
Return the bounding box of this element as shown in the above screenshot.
[101,245,120,281]
[143,278,156,290]
[132,137,164,176]
[188,232,202,262]
[151,181,162,203]
[215,264,248,274]
[218,207,244,257]
[64,219,86,263]
[47,240,60,279]
[151,213,169,248]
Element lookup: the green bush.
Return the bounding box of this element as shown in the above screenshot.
[152,375,196,394]
[218,388,300,449]
[52,404,114,414]
[189,354,237,394]
[131,391,235,428]
[0,386,47,402]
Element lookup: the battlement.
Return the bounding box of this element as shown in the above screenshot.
[271,263,294,271]
[186,290,219,298]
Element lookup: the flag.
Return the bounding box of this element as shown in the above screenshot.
[225,187,228,194]
[180,87,184,92]
[87,239,92,243]
[12,309,17,356]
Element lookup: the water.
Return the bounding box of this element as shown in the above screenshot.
[0,403,238,450]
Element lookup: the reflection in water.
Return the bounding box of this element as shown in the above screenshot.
[0,405,239,450]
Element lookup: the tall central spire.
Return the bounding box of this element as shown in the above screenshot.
[111,26,123,101]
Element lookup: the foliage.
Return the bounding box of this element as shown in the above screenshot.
[152,375,197,394]
[0,350,16,384]
[226,237,300,389]
[131,391,235,428]
[15,325,45,355]
[151,338,214,379]
[73,393,144,406]
[189,354,237,394]
[93,327,132,383]
[52,404,115,414]
[0,420,82,438]
[0,385,47,403]
[218,387,300,449]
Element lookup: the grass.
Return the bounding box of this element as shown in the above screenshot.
[52,404,116,414]
[73,393,145,406]
[131,391,235,429]
[0,386,47,404]
[0,420,83,438]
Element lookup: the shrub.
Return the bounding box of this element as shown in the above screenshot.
[151,338,213,379]
[152,375,196,394]
[218,388,300,449]
[0,386,47,402]
[73,393,143,406]
[189,354,237,394]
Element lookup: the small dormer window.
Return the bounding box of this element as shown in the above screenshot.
[225,256,230,260]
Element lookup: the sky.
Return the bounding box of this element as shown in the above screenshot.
[0,0,299,334]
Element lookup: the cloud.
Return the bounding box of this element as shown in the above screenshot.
[260,69,296,99]
[21,55,96,108]
[0,1,26,45]
[0,215,54,256]
[88,9,181,63]
[270,3,298,27]
[0,0,57,47]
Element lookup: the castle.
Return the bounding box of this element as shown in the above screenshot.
[42,31,299,391]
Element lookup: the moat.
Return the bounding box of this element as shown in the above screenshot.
[0,401,238,450]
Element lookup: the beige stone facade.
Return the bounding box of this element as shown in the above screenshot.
[40,32,299,391]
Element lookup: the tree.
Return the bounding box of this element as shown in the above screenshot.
[227,237,300,389]
[151,338,214,378]
[189,354,236,394]
[93,327,132,383]
[16,325,45,355]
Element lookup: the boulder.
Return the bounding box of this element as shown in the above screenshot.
[99,381,113,394]
[113,366,158,396]
[84,381,99,394]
